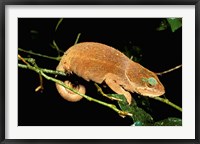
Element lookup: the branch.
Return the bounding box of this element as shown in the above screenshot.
[18,63,67,76]
[152,96,182,112]
[18,63,132,118]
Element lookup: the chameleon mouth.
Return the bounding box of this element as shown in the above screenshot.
[135,87,165,97]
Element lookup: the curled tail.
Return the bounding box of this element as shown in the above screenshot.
[55,64,86,102]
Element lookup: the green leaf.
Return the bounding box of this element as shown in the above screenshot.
[157,18,182,32]
[108,94,181,126]
[108,93,154,126]
[154,117,182,126]
[110,94,154,126]
[167,18,182,32]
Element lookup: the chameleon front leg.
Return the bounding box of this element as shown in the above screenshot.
[56,63,86,102]
[104,74,133,105]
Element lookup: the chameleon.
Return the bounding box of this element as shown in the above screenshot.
[56,42,165,105]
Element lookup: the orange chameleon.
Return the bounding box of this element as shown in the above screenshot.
[56,42,165,105]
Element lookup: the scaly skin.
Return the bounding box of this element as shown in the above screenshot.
[56,42,165,104]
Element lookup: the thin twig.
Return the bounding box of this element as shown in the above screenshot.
[74,33,81,45]
[94,83,132,117]
[152,96,182,112]
[52,40,62,57]
[35,74,44,92]
[18,48,61,61]
[94,83,123,102]
[156,64,182,75]
[18,55,45,92]
[55,18,63,32]
[18,54,30,65]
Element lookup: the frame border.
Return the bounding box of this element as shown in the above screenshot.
[1,0,199,144]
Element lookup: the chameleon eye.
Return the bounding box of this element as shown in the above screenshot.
[147,77,158,86]
[141,77,158,87]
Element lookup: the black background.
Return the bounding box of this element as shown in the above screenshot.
[18,18,182,126]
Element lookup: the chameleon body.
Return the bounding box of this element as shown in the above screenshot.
[56,42,165,104]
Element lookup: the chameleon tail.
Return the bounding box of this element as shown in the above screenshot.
[55,64,85,102]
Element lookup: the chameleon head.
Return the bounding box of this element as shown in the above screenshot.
[135,76,165,97]
[127,63,165,97]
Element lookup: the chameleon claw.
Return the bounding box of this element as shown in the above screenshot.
[110,97,123,102]
[119,111,133,118]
